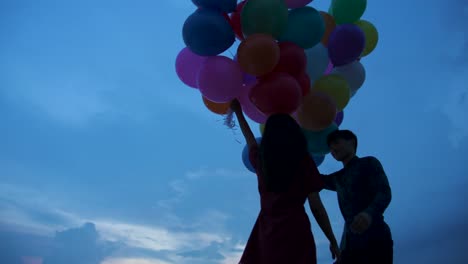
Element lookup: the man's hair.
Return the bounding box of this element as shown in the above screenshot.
[327,129,358,151]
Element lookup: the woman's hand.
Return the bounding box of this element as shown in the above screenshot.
[330,240,341,262]
[230,99,242,113]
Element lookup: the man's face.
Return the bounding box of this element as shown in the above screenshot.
[329,138,355,161]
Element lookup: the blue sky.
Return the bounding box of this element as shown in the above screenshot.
[1,0,467,263]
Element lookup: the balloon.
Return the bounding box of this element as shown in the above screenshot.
[233,54,258,85]
[284,0,313,9]
[312,74,350,111]
[230,1,247,40]
[241,0,288,38]
[259,123,265,134]
[330,0,367,24]
[202,96,231,115]
[320,11,336,46]
[242,137,262,173]
[295,71,311,96]
[250,72,302,115]
[328,24,365,66]
[355,20,379,57]
[274,42,307,76]
[325,61,334,74]
[175,47,207,88]
[297,91,337,131]
[197,56,243,103]
[303,123,338,155]
[192,0,237,12]
[305,43,329,83]
[334,111,344,126]
[237,34,280,76]
[183,9,235,56]
[312,154,326,167]
[331,61,366,94]
[239,83,267,124]
[279,7,325,49]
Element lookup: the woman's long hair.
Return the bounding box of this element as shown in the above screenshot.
[259,114,308,192]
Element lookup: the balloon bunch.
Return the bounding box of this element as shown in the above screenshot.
[175,0,379,170]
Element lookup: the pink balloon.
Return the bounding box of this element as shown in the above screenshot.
[239,84,267,124]
[197,56,243,103]
[284,0,313,9]
[175,47,207,88]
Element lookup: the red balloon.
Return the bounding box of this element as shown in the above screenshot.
[249,72,302,115]
[295,72,311,96]
[273,42,307,76]
[229,1,247,41]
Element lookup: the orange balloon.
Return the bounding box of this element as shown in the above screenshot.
[320,11,336,46]
[237,34,280,76]
[296,91,337,131]
[202,96,231,115]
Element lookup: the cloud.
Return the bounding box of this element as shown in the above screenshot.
[95,220,227,252]
[0,183,242,264]
[440,0,468,66]
[441,79,468,147]
[42,223,117,264]
[102,258,172,264]
[395,216,468,263]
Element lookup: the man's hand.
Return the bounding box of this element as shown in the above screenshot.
[350,212,372,234]
[230,99,242,113]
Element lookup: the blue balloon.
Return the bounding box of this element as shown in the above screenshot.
[303,123,338,155]
[183,9,235,56]
[192,0,237,13]
[312,155,326,167]
[242,137,262,173]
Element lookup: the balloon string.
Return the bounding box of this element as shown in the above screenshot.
[224,109,236,129]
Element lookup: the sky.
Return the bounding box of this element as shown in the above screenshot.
[0,0,467,263]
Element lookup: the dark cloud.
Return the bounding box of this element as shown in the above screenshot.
[441,0,468,67]
[395,215,468,263]
[0,222,118,264]
[43,223,117,264]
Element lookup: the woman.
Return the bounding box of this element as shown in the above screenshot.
[231,99,340,264]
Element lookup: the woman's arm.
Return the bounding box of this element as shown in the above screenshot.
[231,99,257,149]
[308,192,340,259]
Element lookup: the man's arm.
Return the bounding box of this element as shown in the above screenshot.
[363,157,392,218]
[320,171,341,191]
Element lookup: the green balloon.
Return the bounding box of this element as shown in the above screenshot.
[279,7,325,49]
[241,0,288,39]
[303,123,338,155]
[330,0,367,24]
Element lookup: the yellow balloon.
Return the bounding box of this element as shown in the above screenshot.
[312,74,350,111]
[259,123,265,135]
[355,20,378,57]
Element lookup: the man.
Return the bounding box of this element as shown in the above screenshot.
[320,129,393,264]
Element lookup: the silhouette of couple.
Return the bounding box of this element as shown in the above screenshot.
[231,100,393,264]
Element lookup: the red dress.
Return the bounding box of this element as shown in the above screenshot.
[239,145,325,264]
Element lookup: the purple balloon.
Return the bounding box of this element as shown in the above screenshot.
[334,111,344,126]
[175,47,207,88]
[243,72,257,85]
[324,61,334,75]
[233,54,257,85]
[198,56,243,103]
[328,24,365,67]
[239,83,267,123]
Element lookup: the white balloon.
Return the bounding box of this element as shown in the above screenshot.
[331,61,366,94]
[305,43,329,84]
